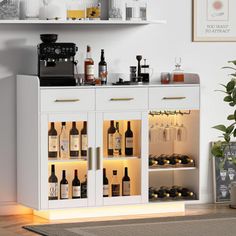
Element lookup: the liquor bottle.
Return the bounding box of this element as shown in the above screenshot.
[107,120,116,156]
[122,167,131,196]
[72,170,81,199]
[81,122,88,158]
[81,175,87,198]
[111,170,120,197]
[59,122,69,159]
[48,122,58,158]
[103,168,109,197]
[70,122,80,158]
[173,57,184,83]
[125,121,133,156]
[84,45,94,83]
[48,164,58,200]
[98,49,107,85]
[60,170,69,200]
[114,122,122,156]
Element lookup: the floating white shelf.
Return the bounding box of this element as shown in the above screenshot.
[0,19,166,25]
[48,158,87,163]
[149,167,197,172]
[103,156,140,161]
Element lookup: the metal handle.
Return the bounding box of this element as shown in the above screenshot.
[110,98,134,102]
[88,147,93,171]
[54,99,80,103]
[96,147,101,170]
[162,97,186,100]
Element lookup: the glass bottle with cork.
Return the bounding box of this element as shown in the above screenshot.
[172,57,184,83]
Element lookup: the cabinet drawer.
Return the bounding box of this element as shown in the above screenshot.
[149,87,200,110]
[96,88,148,111]
[41,89,95,112]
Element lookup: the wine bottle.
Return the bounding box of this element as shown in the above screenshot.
[48,165,58,200]
[81,175,87,198]
[179,155,194,165]
[107,120,116,156]
[167,155,181,165]
[72,170,81,199]
[114,122,122,156]
[156,155,170,166]
[111,170,120,197]
[176,186,194,198]
[48,122,58,158]
[99,49,107,85]
[156,188,170,199]
[59,122,69,159]
[168,187,182,198]
[103,168,109,197]
[81,122,88,158]
[122,167,131,196]
[149,187,158,199]
[70,122,80,158]
[60,170,69,200]
[84,45,95,83]
[149,157,158,166]
[125,121,133,156]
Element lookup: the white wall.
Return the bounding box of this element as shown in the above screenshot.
[0,0,235,209]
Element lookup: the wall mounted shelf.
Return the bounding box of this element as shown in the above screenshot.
[149,167,197,172]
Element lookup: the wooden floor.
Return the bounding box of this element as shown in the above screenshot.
[0,204,235,236]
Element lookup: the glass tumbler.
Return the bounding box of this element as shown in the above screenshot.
[0,0,20,19]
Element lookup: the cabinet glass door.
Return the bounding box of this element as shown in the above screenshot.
[40,113,96,210]
[96,112,149,206]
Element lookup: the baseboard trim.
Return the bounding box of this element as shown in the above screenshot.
[0,201,32,216]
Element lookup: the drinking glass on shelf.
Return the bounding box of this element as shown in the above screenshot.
[67,0,86,20]
[23,0,40,19]
[177,124,187,142]
[0,0,20,20]
[86,0,101,19]
[109,0,124,20]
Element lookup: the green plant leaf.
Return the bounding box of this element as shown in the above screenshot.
[227,81,235,92]
[224,133,231,142]
[228,60,236,66]
[220,83,227,88]
[211,144,224,158]
[230,74,236,78]
[234,129,236,137]
[226,125,234,134]
[224,95,233,102]
[230,102,235,107]
[223,66,236,71]
[213,125,227,132]
[228,115,235,120]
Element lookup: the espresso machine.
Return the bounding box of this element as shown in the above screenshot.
[37,34,78,87]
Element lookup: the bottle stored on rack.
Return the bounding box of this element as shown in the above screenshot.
[60,122,69,159]
[167,186,182,198]
[178,155,194,165]
[122,167,131,196]
[111,170,120,197]
[175,186,194,198]
[113,122,122,156]
[48,164,58,200]
[84,45,95,82]
[98,49,107,85]
[167,154,182,165]
[125,121,133,156]
[48,122,58,158]
[149,187,158,199]
[60,170,69,200]
[72,170,81,199]
[81,175,87,198]
[149,156,158,166]
[103,168,109,197]
[156,188,170,199]
[70,122,80,158]
[81,122,88,158]
[156,155,170,166]
[107,120,116,156]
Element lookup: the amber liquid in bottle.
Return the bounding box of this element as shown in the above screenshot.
[84,45,94,83]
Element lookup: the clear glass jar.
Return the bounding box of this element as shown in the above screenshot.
[109,0,125,20]
[67,0,86,20]
[86,0,101,19]
[173,57,184,83]
[0,0,20,20]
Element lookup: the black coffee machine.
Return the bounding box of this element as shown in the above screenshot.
[38,34,78,87]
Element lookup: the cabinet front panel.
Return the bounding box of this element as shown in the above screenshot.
[96,88,148,111]
[41,89,95,113]
[149,87,200,110]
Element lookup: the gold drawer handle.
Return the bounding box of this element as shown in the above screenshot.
[54,99,80,103]
[88,147,93,171]
[96,147,101,170]
[110,98,134,102]
[163,97,186,100]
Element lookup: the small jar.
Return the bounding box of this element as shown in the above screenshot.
[161,72,171,84]
[0,0,20,20]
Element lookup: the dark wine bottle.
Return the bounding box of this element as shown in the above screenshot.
[81,122,88,157]
[168,187,182,198]
[111,170,120,197]
[149,187,158,200]
[103,168,109,197]
[179,155,194,165]
[125,121,133,156]
[48,165,58,200]
[156,155,170,166]
[60,170,69,200]
[156,188,170,199]
[122,167,131,196]
[81,175,87,198]
[98,49,107,85]
[48,122,58,158]
[72,170,81,199]
[70,122,80,158]
[107,120,116,156]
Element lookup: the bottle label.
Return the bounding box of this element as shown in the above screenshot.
[49,136,58,152]
[86,65,94,76]
[123,181,130,196]
[114,136,121,150]
[72,186,81,198]
[81,184,87,198]
[61,184,69,199]
[60,140,69,156]
[112,184,120,196]
[103,185,109,196]
[48,183,58,198]
[70,135,80,151]
[125,137,133,148]
[81,135,88,151]
[99,65,107,82]
[108,134,114,149]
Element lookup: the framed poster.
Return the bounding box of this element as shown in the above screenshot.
[193,0,236,41]
[212,142,236,203]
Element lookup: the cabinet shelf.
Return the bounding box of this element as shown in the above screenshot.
[48,158,87,164]
[103,156,140,161]
[0,19,166,25]
[149,167,197,172]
